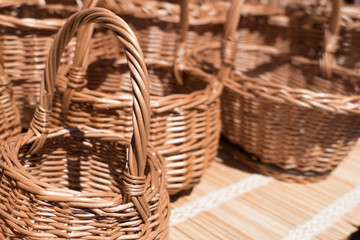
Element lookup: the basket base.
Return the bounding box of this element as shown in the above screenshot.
[220,137,332,184]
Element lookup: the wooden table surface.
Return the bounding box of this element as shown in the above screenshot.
[169,140,360,240]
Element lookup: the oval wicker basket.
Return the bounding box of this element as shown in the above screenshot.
[0,8,170,239]
[219,0,360,182]
[49,0,222,195]
[0,1,119,129]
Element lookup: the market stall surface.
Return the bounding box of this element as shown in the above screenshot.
[169,140,360,240]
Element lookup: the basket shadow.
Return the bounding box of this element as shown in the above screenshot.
[349,227,360,240]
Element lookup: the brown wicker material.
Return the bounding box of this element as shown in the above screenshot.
[219,0,360,182]
[0,1,119,129]
[287,0,360,70]
[0,8,170,239]
[0,62,21,143]
[49,0,221,195]
[98,0,226,64]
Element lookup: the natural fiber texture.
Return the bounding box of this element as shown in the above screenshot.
[0,8,170,239]
[169,140,360,240]
[98,0,226,64]
[0,2,119,129]
[48,0,222,195]
[51,59,221,195]
[287,0,360,70]
[218,0,360,182]
[0,62,21,144]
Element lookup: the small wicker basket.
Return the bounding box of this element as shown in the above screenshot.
[219,0,360,182]
[0,8,170,239]
[50,0,222,195]
[0,1,118,129]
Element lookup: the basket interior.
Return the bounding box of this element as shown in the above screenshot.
[85,59,209,97]
[232,49,360,97]
[19,135,144,195]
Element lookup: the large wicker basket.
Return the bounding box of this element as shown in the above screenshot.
[219,0,360,182]
[49,0,222,195]
[287,0,360,70]
[0,1,119,129]
[0,8,170,239]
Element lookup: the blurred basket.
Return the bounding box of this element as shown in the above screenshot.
[287,0,360,70]
[0,1,119,129]
[0,8,170,239]
[98,0,226,63]
[0,62,21,143]
[50,0,222,195]
[218,0,360,182]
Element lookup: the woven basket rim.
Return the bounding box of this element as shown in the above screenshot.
[224,51,360,114]
[56,60,222,112]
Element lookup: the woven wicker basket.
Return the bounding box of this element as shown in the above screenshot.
[219,0,360,182]
[49,0,221,195]
[0,62,21,143]
[0,1,119,129]
[98,0,226,64]
[0,8,170,239]
[287,0,360,70]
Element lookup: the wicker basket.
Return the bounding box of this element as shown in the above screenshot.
[0,8,170,239]
[49,0,222,195]
[98,0,226,64]
[287,0,360,70]
[218,0,360,182]
[0,62,21,143]
[0,1,119,129]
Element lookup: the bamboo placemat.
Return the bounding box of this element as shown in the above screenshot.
[169,139,360,240]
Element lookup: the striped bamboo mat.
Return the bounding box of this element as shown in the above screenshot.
[169,140,360,240]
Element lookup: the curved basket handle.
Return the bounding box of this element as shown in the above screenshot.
[319,0,342,79]
[26,8,151,222]
[174,0,189,85]
[217,0,246,81]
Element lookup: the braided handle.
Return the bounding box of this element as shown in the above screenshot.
[217,0,246,81]
[27,8,151,221]
[320,0,342,79]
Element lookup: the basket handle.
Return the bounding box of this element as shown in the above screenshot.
[319,0,342,79]
[26,8,151,222]
[217,0,246,81]
[174,0,189,85]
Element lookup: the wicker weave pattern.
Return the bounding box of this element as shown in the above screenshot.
[50,60,221,195]
[99,0,226,63]
[0,64,21,144]
[0,8,170,239]
[0,3,119,129]
[219,0,360,182]
[287,1,360,70]
[46,0,222,194]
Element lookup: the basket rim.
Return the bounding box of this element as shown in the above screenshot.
[223,50,360,115]
[0,3,77,30]
[57,60,222,113]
